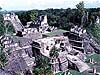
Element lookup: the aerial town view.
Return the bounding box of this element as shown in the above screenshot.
[0,0,100,75]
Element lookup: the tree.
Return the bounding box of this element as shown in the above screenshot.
[0,45,7,68]
[90,23,100,44]
[50,46,59,58]
[0,13,6,36]
[33,56,53,75]
[0,12,15,36]
[29,10,38,21]
[16,11,31,25]
[5,21,15,34]
[76,1,86,26]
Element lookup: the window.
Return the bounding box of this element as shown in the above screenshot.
[46,46,49,50]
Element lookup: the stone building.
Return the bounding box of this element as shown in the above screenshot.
[3,13,24,32]
[0,34,35,73]
[50,51,69,74]
[2,13,100,74]
[32,36,71,57]
[69,25,100,54]
[0,69,16,75]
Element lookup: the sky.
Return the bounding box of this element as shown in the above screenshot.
[0,0,100,11]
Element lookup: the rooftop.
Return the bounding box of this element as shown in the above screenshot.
[43,29,68,37]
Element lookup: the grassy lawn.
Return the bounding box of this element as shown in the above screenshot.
[85,53,100,64]
[85,53,100,72]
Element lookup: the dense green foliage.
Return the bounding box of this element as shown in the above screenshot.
[0,13,15,36]
[16,10,38,25]
[76,1,86,26]
[16,8,100,28]
[0,11,13,68]
[0,45,7,68]
[50,46,59,58]
[33,56,53,75]
[5,21,15,34]
[86,23,100,44]
[0,14,6,36]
